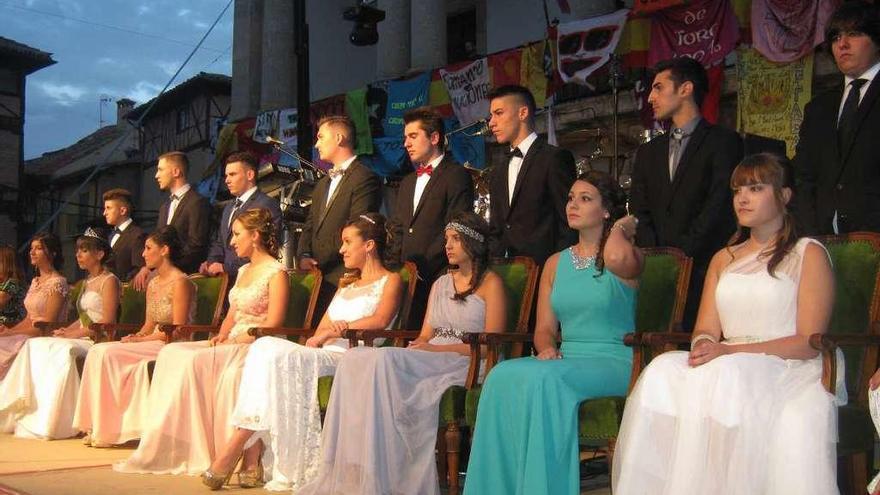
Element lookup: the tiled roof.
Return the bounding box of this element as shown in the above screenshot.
[126,71,231,122]
[25,124,135,177]
[0,36,55,74]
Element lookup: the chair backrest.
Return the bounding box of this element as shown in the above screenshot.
[67,280,83,323]
[119,282,146,325]
[285,268,322,329]
[490,256,540,333]
[816,232,880,405]
[394,261,418,330]
[188,273,229,326]
[636,247,693,333]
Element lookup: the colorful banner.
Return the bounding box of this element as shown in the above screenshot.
[632,0,687,16]
[488,48,522,88]
[557,9,630,85]
[615,16,651,68]
[370,136,408,177]
[440,58,491,126]
[382,72,431,136]
[648,0,739,67]
[751,0,838,63]
[521,41,549,108]
[253,109,279,144]
[736,48,813,157]
[444,117,487,170]
[345,87,374,155]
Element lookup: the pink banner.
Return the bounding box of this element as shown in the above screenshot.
[751,0,839,63]
[648,0,739,67]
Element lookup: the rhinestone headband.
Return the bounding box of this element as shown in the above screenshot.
[82,227,105,241]
[359,214,376,225]
[446,221,484,243]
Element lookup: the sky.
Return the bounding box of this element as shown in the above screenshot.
[2,0,233,159]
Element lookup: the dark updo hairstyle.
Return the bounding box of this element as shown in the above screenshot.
[339,212,388,288]
[146,225,183,267]
[75,228,111,265]
[727,152,798,277]
[445,211,490,301]
[575,170,628,276]
[233,207,280,258]
[31,232,63,273]
[0,245,23,283]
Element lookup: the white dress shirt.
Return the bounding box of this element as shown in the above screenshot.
[167,183,191,224]
[413,154,445,213]
[110,217,133,248]
[229,186,258,226]
[326,156,357,207]
[838,60,880,121]
[508,132,538,205]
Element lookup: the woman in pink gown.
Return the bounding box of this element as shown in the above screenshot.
[0,233,68,382]
[74,226,194,446]
[0,228,119,439]
[115,208,289,475]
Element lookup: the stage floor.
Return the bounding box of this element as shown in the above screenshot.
[0,435,611,494]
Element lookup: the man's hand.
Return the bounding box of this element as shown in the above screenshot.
[299,257,319,270]
[205,262,224,276]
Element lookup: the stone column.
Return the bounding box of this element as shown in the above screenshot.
[259,0,297,112]
[376,0,411,79]
[230,0,264,121]
[410,0,445,72]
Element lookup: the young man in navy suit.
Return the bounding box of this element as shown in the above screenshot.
[201,151,282,283]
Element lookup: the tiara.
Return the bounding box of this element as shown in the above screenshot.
[359,214,376,225]
[446,221,484,243]
[83,227,105,241]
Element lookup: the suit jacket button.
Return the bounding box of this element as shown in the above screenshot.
[505,224,511,230]
[408,228,413,234]
[836,183,844,191]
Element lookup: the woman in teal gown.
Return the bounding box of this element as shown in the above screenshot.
[464,170,643,495]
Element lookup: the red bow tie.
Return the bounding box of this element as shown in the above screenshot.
[416,164,433,177]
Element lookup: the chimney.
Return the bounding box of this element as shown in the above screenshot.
[116,98,135,125]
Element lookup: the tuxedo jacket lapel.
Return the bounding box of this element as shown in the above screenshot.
[509,141,541,213]
[319,170,353,230]
[841,79,880,168]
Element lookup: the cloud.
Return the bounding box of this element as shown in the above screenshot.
[155,60,180,77]
[193,20,209,30]
[177,8,191,17]
[127,80,164,104]
[35,82,89,107]
[96,57,116,65]
[137,4,150,15]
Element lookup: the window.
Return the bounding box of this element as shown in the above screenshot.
[176,107,189,133]
[447,9,477,64]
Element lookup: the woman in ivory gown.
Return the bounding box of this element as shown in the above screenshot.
[297,211,507,495]
[612,153,840,494]
[115,208,288,476]
[464,171,642,495]
[201,212,402,491]
[0,228,119,439]
[74,226,194,447]
[0,233,68,382]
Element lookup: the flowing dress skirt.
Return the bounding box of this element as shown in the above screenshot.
[612,351,839,495]
[0,334,29,382]
[231,336,344,491]
[73,340,164,444]
[114,341,249,475]
[0,336,92,439]
[299,347,470,495]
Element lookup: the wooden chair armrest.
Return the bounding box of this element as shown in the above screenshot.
[623,332,642,347]
[89,323,141,342]
[809,332,880,351]
[354,329,421,347]
[33,321,71,335]
[162,324,220,342]
[642,332,694,346]
[248,326,313,339]
[479,333,534,345]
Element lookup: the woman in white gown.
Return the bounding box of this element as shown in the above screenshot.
[298,211,507,495]
[74,226,194,447]
[0,228,119,439]
[201,212,403,491]
[612,153,840,494]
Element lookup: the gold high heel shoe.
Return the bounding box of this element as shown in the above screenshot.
[238,460,264,489]
[200,468,233,491]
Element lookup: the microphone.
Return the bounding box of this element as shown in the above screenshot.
[447,119,490,137]
[264,135,284,145]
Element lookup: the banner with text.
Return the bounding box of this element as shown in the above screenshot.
[440,58,491,126]
[382,72,431,136]
[648,0,739,67]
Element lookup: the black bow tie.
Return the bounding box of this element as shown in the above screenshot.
[170,194,180,201]
[505,147,523,160]
[233,198,243,209]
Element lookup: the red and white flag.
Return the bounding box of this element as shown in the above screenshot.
[556,9,630,86]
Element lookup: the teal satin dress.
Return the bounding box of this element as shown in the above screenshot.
[464,248,636,495]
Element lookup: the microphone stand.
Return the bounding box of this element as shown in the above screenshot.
[609,54,623,181]
[267,139,327,180]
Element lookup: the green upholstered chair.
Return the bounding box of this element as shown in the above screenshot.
[463,248,692,483]
[578,247,692,470]
[356,257,539,492]
[808,232,880,494]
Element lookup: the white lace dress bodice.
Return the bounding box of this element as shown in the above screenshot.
[322,274,391,350]
[78,272,119,329]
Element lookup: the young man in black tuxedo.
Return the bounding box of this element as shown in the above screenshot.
[486,85,577,267]
[297,115,382,324]
[388,107,474,327]
[155,151,212,275]
[795,1,880,235]
[103,188,148,286]
[630,57,742,329]
[201,151,282,283]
